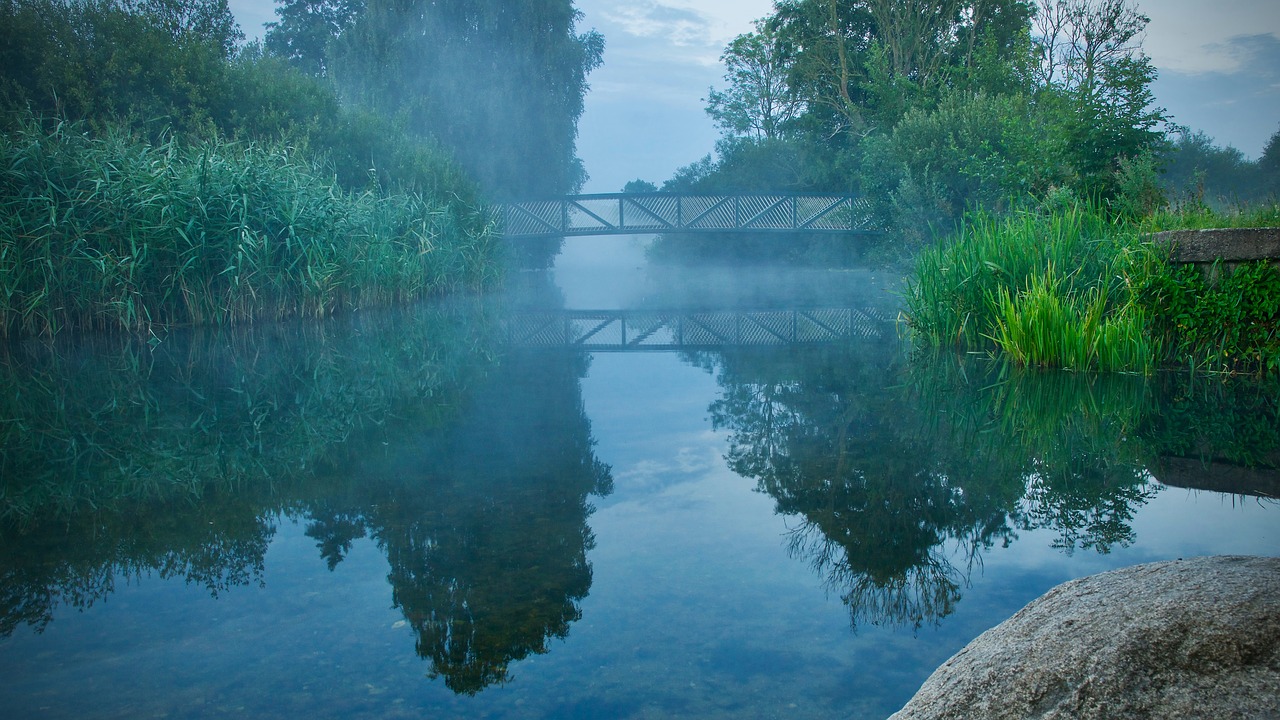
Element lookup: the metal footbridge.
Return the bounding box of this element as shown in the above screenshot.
[500,193,877,238]
[505,307,893,352]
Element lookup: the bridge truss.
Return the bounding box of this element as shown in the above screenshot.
[500,193,877,238]
[505,307,893,352]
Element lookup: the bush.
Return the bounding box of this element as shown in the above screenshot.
[1137,260,1280,375]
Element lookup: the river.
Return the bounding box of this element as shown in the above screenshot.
[1,235,1277,719]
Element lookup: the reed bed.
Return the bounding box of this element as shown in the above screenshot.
[0,122,500,337]
[904,206,1158,372]
[904,199,1280,374]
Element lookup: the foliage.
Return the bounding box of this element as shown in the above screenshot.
[0,0,234,138]
[0,301,614,694]
[906,201,1280,374]
[0,299,499,520]
[664,0,1171,262]
[264,0,362,77]
[692,335,1277,628]
[0,0,482,199]
[0,120,498,337]
[861,89,1068,227]
[904,204,1133,347]
[330,0,604,198]
[621,179,658,193]
[1144,201,1280,232]
[702,342,1023,630]
[1159,128,1260,207]
[1262,126,1280,192]
[1136,260,1280,375]
[706,18,805,140]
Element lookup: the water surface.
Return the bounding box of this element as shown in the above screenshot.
[2,236,1277,718]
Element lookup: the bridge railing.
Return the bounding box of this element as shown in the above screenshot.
[505,307,894,352]
[500,193,878,238]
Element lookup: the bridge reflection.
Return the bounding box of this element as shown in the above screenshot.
[505,307,894,351]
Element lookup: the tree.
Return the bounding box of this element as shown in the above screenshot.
[706,19,805,140]
[264,0,362,77]
[1260,125,1280,197]
[1159,127,1262,205]
[864,0,966,91]
[331,0,604,198]
[127,0,242,56]
[1029,0,1165,197]
[1032,0,1144,94]
[621,179,658,193]
[0,0,236,136]
[767,0,1035,136]
[770,0,877,138]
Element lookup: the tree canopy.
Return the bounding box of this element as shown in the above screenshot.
[326,0,604,198]
[672,0,1189,255]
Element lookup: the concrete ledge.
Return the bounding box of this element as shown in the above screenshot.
[1149,227,1280,263]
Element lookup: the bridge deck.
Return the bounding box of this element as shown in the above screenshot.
[500,193,878,238]
[505,307,893,351]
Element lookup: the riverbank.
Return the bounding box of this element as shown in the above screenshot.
[903,202,1280,375]
[0,122,500,338]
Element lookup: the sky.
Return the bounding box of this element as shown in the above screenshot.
[229,0,1280,194]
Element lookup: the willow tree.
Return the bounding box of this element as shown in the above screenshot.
[331,0,603,199]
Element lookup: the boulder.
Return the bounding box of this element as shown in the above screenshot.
[890,556,1280,720]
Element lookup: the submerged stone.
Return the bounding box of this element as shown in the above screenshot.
[891,555,1280,720]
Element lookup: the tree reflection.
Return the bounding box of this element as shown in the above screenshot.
[301,350,612,694]
[698,341,1022,631]
[698,343,1277,631]
[0,301,615,698]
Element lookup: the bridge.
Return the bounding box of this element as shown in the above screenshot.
[504,307,893,352]
[499,193,878,238]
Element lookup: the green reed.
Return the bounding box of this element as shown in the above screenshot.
[904,204,1162,373]
[0,121,501,337]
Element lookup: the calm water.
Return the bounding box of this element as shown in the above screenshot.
[2,236,1277,719]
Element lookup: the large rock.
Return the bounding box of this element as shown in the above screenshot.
[890,556,1280,720]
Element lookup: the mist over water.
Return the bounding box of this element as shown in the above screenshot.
[2,234,1276,718]
[2,0,1279,716]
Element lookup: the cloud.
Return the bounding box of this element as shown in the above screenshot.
[1143,0,1280,74]
[1204,33,1280,83]
[597,1,712,47]
[1153,33,1280,157]
[583,0,774,50]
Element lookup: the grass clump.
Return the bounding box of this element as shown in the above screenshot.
[904,205,1158,372]
[0,121,500,337]
[1143,200,1280,232]
[987,268,1156,373]
[905,200,1280,375]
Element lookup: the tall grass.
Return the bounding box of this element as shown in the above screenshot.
[1143,200,1280,231]
[0,121,501,337]
[905,199,1280,374]
[904,205,1158,372]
